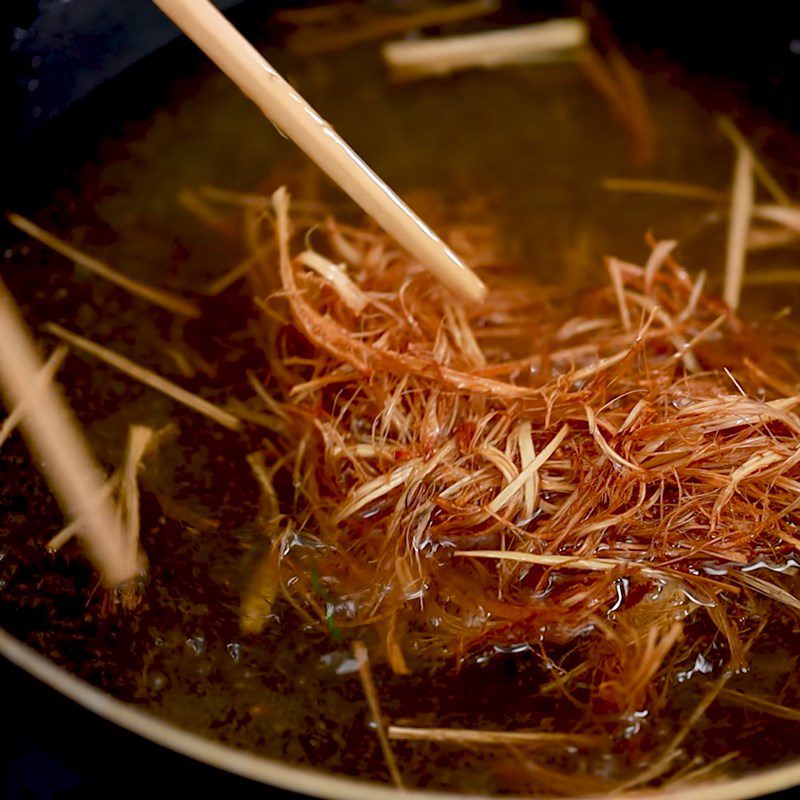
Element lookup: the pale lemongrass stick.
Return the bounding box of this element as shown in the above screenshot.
[151,0,486,304]
[388,726,600,748]
[0,281,138,586]
[0,344,68,449]
[723,146,754,310]
[44,323,241,431]
[718,117,791,206]
[353,641,403,788]
[382,18,586,81]
[7,213,201,318]
[47,471,121,552]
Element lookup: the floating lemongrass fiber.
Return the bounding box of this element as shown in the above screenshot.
[0,280,140,588]
[723,142,754,310]
[0,344,68,450]
[224,185,800,781]
[353,641,403,788]
[388,726,602,749]
[152,0,487,305]
[578,45,655,165]
[284,0,499,56]
[7,213,201,318]
[43,323,242,431]
[602,178,727,203]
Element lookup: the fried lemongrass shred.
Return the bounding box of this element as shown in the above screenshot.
[723,141,754,310]
[119,425,155,553]
[387,726,601,749]
[720,688,800,722]
[578,46,655,165]
[177,188,238,238]
[43,323,241,431]
[601,178,726,202]
[0,344,68,450]
[353,641,404,789]
[47,423,170,552]
[32,174,791,787]
[7,213,201,318]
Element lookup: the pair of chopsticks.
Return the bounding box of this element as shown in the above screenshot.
[1,0,485,589]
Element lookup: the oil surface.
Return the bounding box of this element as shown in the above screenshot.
[3,21,800,796]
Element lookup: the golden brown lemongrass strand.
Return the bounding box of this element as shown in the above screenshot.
[0,343,68,449]
[0,280,140,586]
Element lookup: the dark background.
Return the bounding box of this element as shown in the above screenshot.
[3,1,800,797]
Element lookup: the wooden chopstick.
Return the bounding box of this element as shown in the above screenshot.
[151,0,487,304]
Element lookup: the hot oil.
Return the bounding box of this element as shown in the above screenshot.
[3,29,800,795]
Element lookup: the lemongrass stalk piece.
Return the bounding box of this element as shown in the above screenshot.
[7,213,201,317]
[0,280,138,586]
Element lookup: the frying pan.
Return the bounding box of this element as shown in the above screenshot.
[4,1,800,796]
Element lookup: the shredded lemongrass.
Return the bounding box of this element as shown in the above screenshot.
[601,178,726,202]
[607,257,631,332]
[455,549,665,580]
[287,0,499,56]
[721,688,800,721]
[0,344,68,450]
[120,425,154,553]
[751,203,800,234]
[43,323,241,431]
[296,250,368,313]
[7,213,201,317]
[178,188,237,237]
[718,116,791,206]
[47,471,121,552]
[489,424,569,513]
[353,641,403,788]
[202,253,261,296]
[382,18,586,81]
